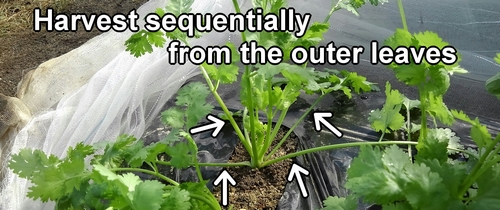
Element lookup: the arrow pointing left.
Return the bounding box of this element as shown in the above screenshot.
[213,170,236,206]
[313,111,343,138]
[189,114,225,138]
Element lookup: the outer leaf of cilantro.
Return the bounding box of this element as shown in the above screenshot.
[165,142,193,169]
[485,71,500,99]
[345,145,408,204]
[467,164,500,209]
[125,30,166,57]
[413,31,461,69]
[402,96,420,110]
[131,180,166,210]
[418,159,467,200]
[277,83,301,110]
[178,181,212,210]
[162,187,192,210]
[382,202,413,210]
[297,22,329,45]
[163,82,213,130]
[340,70,373,94]
[422,66,450,96]
[369,0,388,6]
[176,82,211,106]
[166,0,194,16]
[9,149,59,178]
[403,163,452,209]
[451,110,492,149]
[19,143,93,202]
[186,103,214,129]
[26,165,68,201]
[348,0,365,9]
[415,131,449,164]
[97,134,137,167]
[162,107,185,128]
[338,2,360,16]
[215,63,239,84]
[368,82,405,133]
[322,195,358,210]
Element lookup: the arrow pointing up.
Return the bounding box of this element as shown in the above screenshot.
[287,163,310,198]
[213,170,236,206]
[189,114,225,138]
[313,112,343,138]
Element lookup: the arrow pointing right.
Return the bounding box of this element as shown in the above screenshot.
[313,111,343,138]
[287,163,310,198]
[213,170,236,207]
[189,114,225,138]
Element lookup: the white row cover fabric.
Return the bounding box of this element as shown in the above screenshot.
[0,0,241,209]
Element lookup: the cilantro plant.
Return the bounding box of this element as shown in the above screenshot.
[485,53,500,99]
[8,135,221,210]
[12,0,491,209]
[124,0,387,170]
[322,1,500,209]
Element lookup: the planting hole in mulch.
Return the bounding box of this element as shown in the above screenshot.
[213,127,298,210]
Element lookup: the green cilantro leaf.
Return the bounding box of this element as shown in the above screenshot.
[163,187,192,210]
[346,145,408,204]
[9,149,59,178]
[165,142,193,168]
[426,92,454,126]
[467,165,500,209]
[125,30,166,57]
[485,71,500,99]
[131,180,165,210]
[97,134,137,167]
[340,70,373,94]
[451,110,492,149]
[10,143,94,202]
[415,130,449,164]
[162,82,214,130]
[162,107,185,128]
[165,0,194,16]
[404,163,451,209]
[322,195,358,210]
[368,82,405,133]
[215,64,239,84]
[338,2,360,16]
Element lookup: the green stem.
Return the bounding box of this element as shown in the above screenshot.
[378,132,386,142]
[190,194,221,210]
[200,64,252,155]
[246,70,259,167]
[418,89,427,143]
[323,1,342,23]
[458,134,500,198]
[406,108,413,160]
[155,160,252,167]
[112,168,178,186]
[263,141,418,167]
[231,0,247,42]
[397,0,409,31]
[261,107,288,158]
[264,80,274,156]
[186,134,204,181]
[265,95,325,160]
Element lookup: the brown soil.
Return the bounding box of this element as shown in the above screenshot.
[213,128,298,210]
[0,0,146,97]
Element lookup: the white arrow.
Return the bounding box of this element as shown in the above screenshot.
[213,170,236,206]
[189,114,225,138]
[287,163,310,198]
[313,112,343,138]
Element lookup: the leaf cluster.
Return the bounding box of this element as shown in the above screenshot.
[8,135,213,210]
